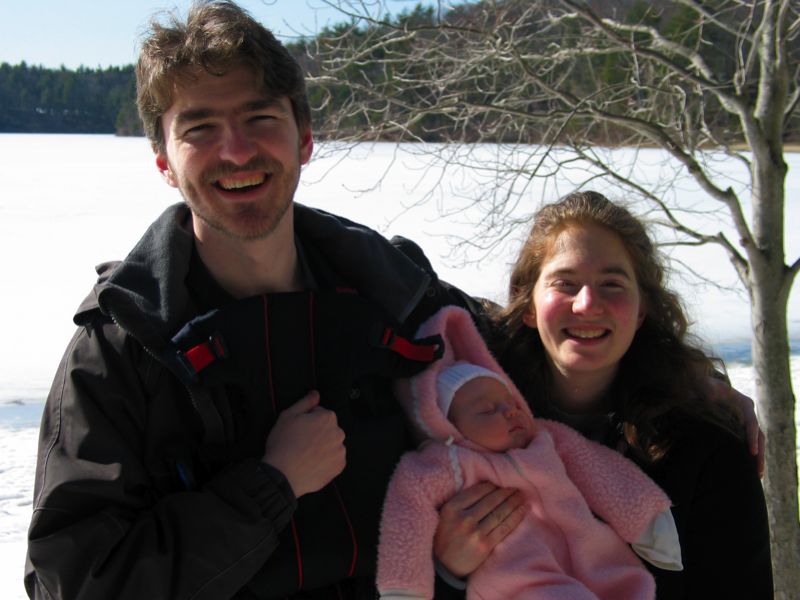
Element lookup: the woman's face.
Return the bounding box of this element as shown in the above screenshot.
[525,223,645,395]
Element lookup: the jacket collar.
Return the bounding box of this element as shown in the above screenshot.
[75,202,432,353]
[294,204,431,323]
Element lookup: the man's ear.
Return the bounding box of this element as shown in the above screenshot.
[299,129,314,165]
[155,150,178,188]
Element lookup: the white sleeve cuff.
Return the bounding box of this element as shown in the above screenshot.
[434,559,468,590]
[631,508,684,571]
[380,592,427,600]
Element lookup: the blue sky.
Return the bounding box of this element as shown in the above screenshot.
[0,0,437,69]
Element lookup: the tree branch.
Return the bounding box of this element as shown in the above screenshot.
[560,0,748,118]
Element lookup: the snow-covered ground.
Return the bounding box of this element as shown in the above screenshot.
[0,406,40,594]
[1,135,798,598]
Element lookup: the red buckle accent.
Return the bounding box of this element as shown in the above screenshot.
[183,334,227,373]
[381,328,441,362]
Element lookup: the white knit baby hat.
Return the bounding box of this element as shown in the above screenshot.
[435,362,509,417]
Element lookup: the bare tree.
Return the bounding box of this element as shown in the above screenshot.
[309,0,799,595]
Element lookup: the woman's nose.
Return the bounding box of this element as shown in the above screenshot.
[573,285,602,314]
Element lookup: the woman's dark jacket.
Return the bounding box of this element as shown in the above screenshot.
[24,203,479,600]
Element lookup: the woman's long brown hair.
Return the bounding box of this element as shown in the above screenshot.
[490,191,742,462]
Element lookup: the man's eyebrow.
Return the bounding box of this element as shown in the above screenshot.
[174,98,287,127]
[242,98,288,114]
[174,108,217,127]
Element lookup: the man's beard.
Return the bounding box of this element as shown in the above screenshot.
[178,154,300,241]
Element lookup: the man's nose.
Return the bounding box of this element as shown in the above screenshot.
[219,123,258,165]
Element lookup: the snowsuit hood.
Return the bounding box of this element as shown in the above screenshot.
[395,305,534,449]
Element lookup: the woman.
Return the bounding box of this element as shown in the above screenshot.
[433,191,773,599]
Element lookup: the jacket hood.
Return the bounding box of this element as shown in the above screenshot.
[74,202,433,357]
[394,306,534,448]
[80,204,195,353]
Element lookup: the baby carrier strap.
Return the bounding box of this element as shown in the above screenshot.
[168,289,443,443]
[164,289,446,595]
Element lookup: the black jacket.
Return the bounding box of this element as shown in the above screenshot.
[25,203,478,600]
[635,418,773,599]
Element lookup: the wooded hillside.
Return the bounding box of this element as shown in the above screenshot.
[1,0,797,143]
[0,63,140,134]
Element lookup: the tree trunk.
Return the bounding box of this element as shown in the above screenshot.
[748,144,798,599]
[749,2,800,594]
[750,277,799,600]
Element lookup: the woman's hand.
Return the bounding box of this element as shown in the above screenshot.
[707,377,766,478]
[433,482,526,578]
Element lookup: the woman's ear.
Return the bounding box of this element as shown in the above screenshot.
[636,301,646,329]
[522,308,537,329]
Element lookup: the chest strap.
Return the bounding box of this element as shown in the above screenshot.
[178,333,228,379]
[379,328,442,363]
[175,317,443,382]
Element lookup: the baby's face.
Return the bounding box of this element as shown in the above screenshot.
[448,376,535,451]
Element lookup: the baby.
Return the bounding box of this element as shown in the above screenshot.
[377,306,681,600]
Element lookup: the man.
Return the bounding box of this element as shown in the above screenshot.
[24,2,508,598]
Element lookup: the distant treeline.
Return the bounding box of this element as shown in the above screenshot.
[2,0,797,143]
[0,63,141,135]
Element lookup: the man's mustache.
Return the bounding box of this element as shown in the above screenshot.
[202,157,282,184]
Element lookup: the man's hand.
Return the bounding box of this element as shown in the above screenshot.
[262,391,346,497]
[433,482,526,578]
[707,377,765,478]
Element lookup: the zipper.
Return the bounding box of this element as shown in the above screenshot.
[107,307,206,416]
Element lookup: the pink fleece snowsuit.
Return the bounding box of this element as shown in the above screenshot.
[377,306,672,600]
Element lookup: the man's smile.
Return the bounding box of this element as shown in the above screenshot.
[214,172,269,192]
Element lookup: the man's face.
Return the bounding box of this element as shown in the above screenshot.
[156,64,313,241]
